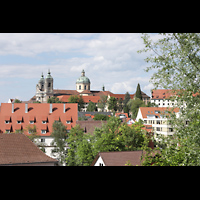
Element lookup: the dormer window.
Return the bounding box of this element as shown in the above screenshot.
[42,121,47,124]
[5,120,10,124]
[41,130,46,134]
[66,121,71,124]
[29,121,34,124]
[17,120,22,124]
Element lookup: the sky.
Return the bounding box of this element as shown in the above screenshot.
[0,33,159,103]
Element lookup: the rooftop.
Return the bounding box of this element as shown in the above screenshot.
[0,133,58,165]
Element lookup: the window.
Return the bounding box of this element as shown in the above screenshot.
[5,130,10,133]
[48,82,51,87]
[156,127,162,131]
[84,85,86,90]
[66,121,71,124]
[29,121,34,124]
[41,138,45,142]
[79,85,81,90]
[17,121,22,124]
[42,121,46,124]
[41,130,46,134]
[5,120,9,124]
[99,163,103,166]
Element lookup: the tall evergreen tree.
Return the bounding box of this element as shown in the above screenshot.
[123,92,131,115]
[123,92,130,106]
[135,83,142,100]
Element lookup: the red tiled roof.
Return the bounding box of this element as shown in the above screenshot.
[0,103,78,136]
[0,133,58,165]
[80,90,92,94]
[139,107,179,119]
[151,89,174,100]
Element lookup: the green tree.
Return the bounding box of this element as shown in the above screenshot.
[65,116,150,166]
[123,92,130,107]
[93,113,110,121]
[135,83,142,100]
[123,92,131,115]
[14,99,22,103]
[108,96,118,112]
[47,96,62,103]
[97,95,108,112]
[51,121,67,165]
[117,98,123,112]
[139,33,200,166]
[87,101,97,112]
[26,125,39,142]
[68,95,85,111]
[127,98,146,119]
[65,125,85,166]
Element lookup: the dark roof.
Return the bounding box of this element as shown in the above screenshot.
[0,133,58,165]
[77,120,107,134]
[91,151,143,166]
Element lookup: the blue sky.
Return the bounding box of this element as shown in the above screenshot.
[0,33,158,103]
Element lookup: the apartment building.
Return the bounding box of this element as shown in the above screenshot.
[136,107,179,137]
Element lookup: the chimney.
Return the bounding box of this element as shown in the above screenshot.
[49,103,52,113]
[63,103,66,113]
[25,103,28,113]
[12,103,14,113]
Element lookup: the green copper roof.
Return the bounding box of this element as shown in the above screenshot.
[46,69,53,79]
[76,76,90,84]
[76,69,90,84]
[39,72,45,83]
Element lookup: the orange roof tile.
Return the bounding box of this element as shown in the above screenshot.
[139,107,179,119]
[151,89,174,100]
[0,103,78,136]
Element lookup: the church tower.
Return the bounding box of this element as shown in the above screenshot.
[76,69,91,93]
[44,69,54,101]
[36,72,45,102]
[35,70,54,102]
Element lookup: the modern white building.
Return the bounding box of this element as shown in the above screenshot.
[136,107,179,137]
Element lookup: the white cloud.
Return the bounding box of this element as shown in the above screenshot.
[0,33,157,102]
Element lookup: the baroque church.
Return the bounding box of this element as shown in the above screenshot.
[31,69,150,111]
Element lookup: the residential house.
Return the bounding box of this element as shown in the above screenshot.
[91,151,144,166]
[136,107,179,137]
[0,133,58,166]
[150,89,176,107]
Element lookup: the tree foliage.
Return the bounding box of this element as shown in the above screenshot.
[65,116,149,166]
[135,83,142,100]
[51,121,67,165]
[47,96,62,103]
[68,95,85,111]
[108,96,118,112]
[127,98,146,119]
[87,101,97,112]
[139,33,200,166]
[97,95,108,112]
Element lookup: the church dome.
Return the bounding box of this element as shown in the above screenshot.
[76,69,90,84]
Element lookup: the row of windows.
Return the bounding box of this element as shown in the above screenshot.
[78,85,90,90]
[5,120,71,124]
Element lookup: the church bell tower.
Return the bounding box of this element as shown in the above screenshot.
[35,70,54,102]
